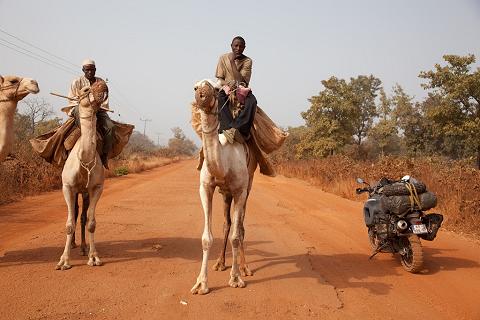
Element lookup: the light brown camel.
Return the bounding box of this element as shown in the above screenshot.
[191,80,257,295]
[0,75,40,161]
[55,80,108,270]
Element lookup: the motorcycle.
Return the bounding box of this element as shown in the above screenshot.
[356,176,443,273]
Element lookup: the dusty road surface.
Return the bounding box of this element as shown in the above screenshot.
[0,160,479,320]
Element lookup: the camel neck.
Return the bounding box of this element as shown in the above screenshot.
[78,108,98,163]
[0,100,17,161]
[200,108,225,178]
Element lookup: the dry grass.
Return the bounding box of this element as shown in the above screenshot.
[105,154,180,178]
[0,154,178,205]
[275,156,480,237]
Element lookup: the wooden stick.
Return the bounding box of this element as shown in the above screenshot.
[50,92,78,101]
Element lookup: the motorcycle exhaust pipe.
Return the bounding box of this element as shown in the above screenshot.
[397,220,408,231]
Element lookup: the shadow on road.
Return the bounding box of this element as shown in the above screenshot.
[0,237,272,268]
[244,245,479,295]
[1,237,478,297]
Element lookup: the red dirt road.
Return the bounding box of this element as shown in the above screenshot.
[0,160,479,320]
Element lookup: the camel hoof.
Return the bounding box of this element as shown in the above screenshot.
[213,260,227,271]
[229,276,245,288]
[240,266,254,277]
[191,282,209,295]
[87,257,102,267]
[55,263,72,270]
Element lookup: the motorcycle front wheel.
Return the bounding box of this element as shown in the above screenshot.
[399,235,423,273]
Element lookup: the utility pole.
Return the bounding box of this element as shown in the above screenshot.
[155,132,162,146]
[140,118,152,136]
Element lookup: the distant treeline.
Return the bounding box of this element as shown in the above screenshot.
[273,54,480,169]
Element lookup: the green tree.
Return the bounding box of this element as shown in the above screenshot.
[350,75,381,148]
[368,89,398,157]
[391,84,426,156]
[271,126,307,161]
[299,75,381,158]
[419,54,480,167]
[299,77,355,158]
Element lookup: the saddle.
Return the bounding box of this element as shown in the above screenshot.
[30,117,134,167]
[191,100,286,177]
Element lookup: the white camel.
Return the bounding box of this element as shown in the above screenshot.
[55,80,107,270]
[191,80,257,295]
[0,75,40,161]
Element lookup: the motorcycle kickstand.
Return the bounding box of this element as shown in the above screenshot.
[369,243,389,260]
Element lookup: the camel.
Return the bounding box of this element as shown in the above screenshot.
[191,80,257,295]
[0,75,40,161]
[55,80,107,270]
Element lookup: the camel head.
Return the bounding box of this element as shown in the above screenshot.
[0,75,40,161]
[0,75,40,102]
[77,79,108,114]
[194,79,219,113]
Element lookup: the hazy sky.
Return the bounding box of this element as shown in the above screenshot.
[1,0,479,145]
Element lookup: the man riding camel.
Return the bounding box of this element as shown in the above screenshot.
[68,59,114,169]
[30,60,134,169]
[191,36,288,176]
[216,36,256,144]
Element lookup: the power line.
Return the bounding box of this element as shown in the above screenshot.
[0,27,78,68]
[105,78,143,118]
[0,40,77,76]
[0,36,77,74]
[0,28,146,121]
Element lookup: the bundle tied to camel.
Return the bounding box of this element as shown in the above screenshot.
[191,100,288,176]
[30,114,134,167]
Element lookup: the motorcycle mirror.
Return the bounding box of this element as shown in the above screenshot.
[356,178,364,184]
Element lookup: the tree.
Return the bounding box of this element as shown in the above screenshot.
[299,77,355,158]
[419,54,480,167]
[123,131,157,155]
[368,89,398,157]
[299,75,381,158]
[20,98,54,134]
[391,84,427,156]
[167,127,197,156]
[350,75,381,148]
[271,126,307,161]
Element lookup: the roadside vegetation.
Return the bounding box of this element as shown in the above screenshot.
[272,54,480,237]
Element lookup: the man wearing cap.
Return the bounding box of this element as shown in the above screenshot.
[68,59,113,169]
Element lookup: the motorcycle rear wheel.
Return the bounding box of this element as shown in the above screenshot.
[399,235,423,273]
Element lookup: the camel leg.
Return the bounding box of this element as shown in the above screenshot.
[228,190,248,288]
[80,192,89,256]
[86,184,103,267]
[71,193,80,249]
[56,185,76,270]
[239,187,253,276]
[213,192,232,272]
[191,182,214,295]
[239,223,253,276]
